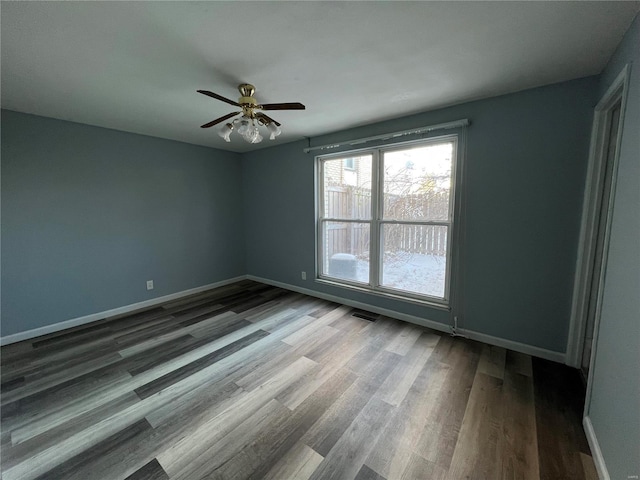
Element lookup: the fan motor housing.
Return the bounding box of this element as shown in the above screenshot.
[238,83,256,96]
[238,83,258,114]
[239,96,257,106]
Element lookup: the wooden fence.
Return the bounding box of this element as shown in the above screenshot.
[325,186,371,219]
[325,186,449,258]
[383,224,448,256]
[325,222,370,260]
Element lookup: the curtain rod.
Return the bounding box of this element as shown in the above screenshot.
[303,118,469,154]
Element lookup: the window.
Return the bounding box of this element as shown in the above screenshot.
[317,136,458,305]
[343,158,356,170]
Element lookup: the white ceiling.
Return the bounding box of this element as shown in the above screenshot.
[2,1,638,153]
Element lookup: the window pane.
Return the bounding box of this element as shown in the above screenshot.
[321,221,370,284]
[381,224,448,298]
[383,143,453,221]
[323,155,372,219]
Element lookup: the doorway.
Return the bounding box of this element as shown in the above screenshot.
[566,65,629,386]
[580,99,622,379]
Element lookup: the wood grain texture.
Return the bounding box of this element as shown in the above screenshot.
[125,459,170,480]
[0,280,596,479]
[477,344,507,379]
[354,464,388,480]
[501,354,539,480]
[445,372,504,480]
[263,442,324,480]
[533,357,592,480]
[580,452,599,480]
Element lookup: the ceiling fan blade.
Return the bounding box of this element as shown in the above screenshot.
[256,112,281,127]
[197,90,241,107]
[200,111,241,129]
[260,102,306,111]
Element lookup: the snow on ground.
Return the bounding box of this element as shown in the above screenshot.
[352,252,446,298]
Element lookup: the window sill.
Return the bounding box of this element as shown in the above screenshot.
[315,278,451,311]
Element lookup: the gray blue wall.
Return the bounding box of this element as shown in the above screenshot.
[2,76,600,356]
[2,20,636,474]
[587,14,640,479]
[1,110,245,337]
[242,77,598,354]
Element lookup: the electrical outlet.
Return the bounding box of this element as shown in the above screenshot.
[301,271,307,280]
[146,280,154,290]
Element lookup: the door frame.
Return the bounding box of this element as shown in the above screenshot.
[566,64,630,376]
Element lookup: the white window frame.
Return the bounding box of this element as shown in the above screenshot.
[315,134,460,308]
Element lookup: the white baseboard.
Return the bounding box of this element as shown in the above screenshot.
[247,275,566,363]
[583,416,610,480]
[457,328,565,363]
[0,275,248,346]
[2,273,567,365]
[247,275,453,335]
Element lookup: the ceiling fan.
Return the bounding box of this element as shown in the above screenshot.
[197,83,305,144]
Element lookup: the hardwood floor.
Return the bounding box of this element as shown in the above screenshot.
[0,280,596,480]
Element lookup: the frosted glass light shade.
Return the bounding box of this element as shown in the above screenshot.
[243,124,263,144]
[218,123,233,142]
[237,119,251,136]
[267,122,281,140]
[217,115,277,144]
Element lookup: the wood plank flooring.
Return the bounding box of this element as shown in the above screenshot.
[0,280,596,479]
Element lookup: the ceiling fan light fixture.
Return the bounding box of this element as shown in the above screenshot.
[198,84,304,145]
[249,132,264,144]
[236,118,251,136]
[218,123,234,142]
[235,117,262,144]
[267,122,281,140]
